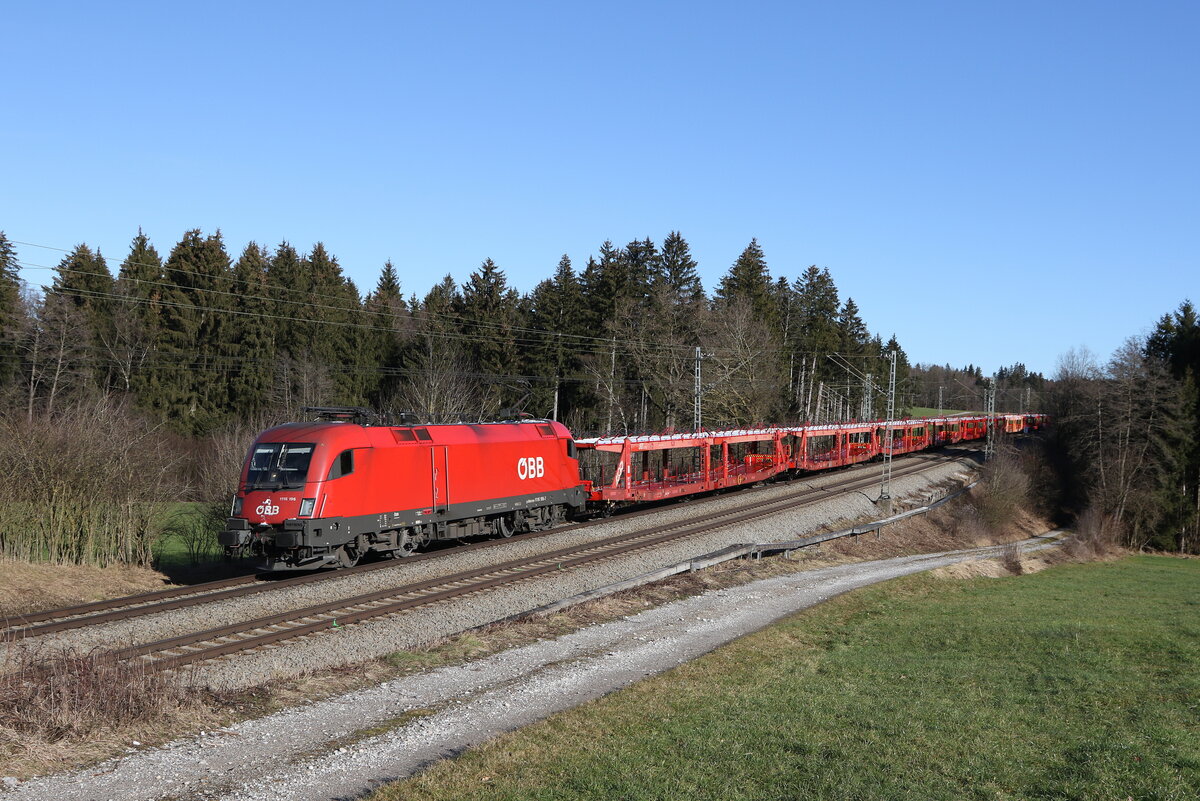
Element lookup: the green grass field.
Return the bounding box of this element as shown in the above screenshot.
[380,556,1200,801]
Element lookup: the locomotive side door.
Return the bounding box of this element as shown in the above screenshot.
[431,445,450,515]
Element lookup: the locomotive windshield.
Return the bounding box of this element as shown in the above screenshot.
[245,443,315,490]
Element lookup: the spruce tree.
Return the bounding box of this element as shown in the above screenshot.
[794,265,841,363]
[266,242,306,358]
[0,232,22,388]
[363,260,408,407]
[375,259,402,298]
[773,276,795,344]
[1147,300,1200,549]
[336,274,366,404]
[227,242,275,416]
[303,243,353,366]
[715,239,777,329]
[659,231,704,305]
[525,254,585,418]
[459,258,520,409]
[581,240,636,329]
[622,237,660,301]
[115,229,163,396]
[151,230,232,432]
[837,298,870,356]
[46,244,115,390]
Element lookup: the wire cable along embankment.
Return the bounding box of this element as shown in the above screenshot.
[91,455,959,673]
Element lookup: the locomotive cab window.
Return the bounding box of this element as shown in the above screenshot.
[327,449,354,480]
[566,439,577,459]
[246,443,314,490]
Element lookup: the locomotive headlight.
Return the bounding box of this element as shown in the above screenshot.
[231,496,243,516]
[299,498,316,517]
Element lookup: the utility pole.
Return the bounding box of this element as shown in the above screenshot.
[605,337,616,434]
[937,385,944,416]
[553,332,562,422]
[693,346,702,432]
[880,348,897,513]
[806,356,817,421]
[984,377,997,460]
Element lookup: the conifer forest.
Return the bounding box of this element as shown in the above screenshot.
[0,228,1195,563]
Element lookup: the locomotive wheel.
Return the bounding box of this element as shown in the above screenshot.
[540,505,563,530]
[496,514,515,538]
[396,530,418,557]
[336,537,367,568]
[336,545,360,568]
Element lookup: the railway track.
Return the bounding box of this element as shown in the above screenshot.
[2,451,970,645]
[98,454,964,672]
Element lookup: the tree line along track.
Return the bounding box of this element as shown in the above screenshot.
[110,455,963,673]
[1,449,970,645]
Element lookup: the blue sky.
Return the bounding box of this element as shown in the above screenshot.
[2,1,1196,377]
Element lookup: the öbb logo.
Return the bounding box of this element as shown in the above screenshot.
[256,499,281,516]
[517,457,544,480]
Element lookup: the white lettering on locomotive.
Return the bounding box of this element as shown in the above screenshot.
[517,456,545,480]
[256,498,281,516]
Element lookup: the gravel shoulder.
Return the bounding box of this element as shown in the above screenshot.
[3,524,1063,799]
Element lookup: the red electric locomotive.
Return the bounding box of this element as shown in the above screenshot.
[220,411,586,570]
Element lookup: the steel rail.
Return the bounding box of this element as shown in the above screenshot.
[1,521,591,640]
[118,457,956,672]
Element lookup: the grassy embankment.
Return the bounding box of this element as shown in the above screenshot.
[382,556,1199,801]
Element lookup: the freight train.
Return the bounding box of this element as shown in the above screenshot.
[220,407,1046,571]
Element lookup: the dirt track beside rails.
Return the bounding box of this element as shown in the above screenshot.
[4,530,1062,801]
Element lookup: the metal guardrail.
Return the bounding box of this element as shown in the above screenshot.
[527,479,982,618]
[745,479,980,559]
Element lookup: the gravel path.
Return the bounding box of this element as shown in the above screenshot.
[2,532,1059,801]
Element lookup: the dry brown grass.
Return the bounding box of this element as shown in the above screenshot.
[999,540,1024,574]
[930,552,1058,581]
[0,646,224,777]
[0,560,175,618]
